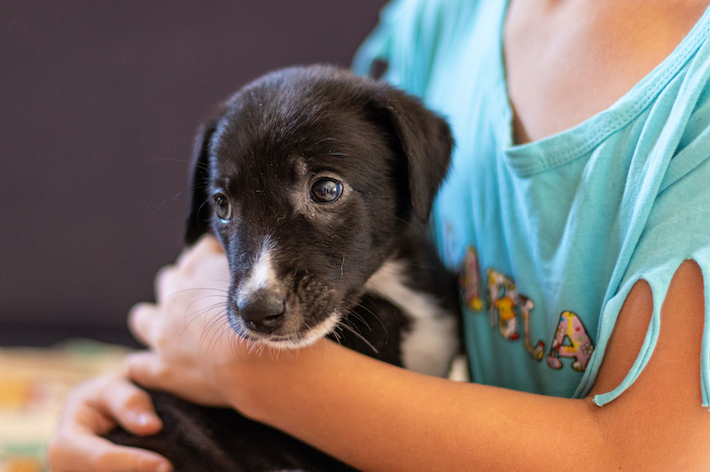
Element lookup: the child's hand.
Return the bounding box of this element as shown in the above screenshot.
[125,235,242,406]
[47,373,172,472]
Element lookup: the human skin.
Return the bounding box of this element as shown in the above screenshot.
[49,237,709,471]
[48,1,710,470]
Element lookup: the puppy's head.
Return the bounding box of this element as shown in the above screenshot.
[185,65,452,348]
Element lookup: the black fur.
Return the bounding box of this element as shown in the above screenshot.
[107,65,459,472]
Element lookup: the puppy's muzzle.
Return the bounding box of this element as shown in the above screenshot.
[237,289,286,334]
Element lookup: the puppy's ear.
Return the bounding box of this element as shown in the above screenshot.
[375,88,454,223]
[185,120,218,246]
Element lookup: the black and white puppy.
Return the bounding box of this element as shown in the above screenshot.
[108,65,460,472]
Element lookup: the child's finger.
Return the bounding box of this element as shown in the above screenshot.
[48,432,172,472]
[96,373,164,436]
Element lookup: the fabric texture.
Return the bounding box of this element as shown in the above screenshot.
[354,0,710,405]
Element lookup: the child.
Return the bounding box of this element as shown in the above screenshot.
[49,0,710,470]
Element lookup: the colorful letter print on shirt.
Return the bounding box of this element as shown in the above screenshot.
[547,311,595,372]
[474,264,594,370]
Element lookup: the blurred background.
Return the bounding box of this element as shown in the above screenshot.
[0,0,389,348]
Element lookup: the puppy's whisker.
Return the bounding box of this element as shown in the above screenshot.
[313,137,336,146]
[268,345,279,360]
[338,322,379,355]
[246,339,267,357]
[184,296,228,312]
[191,181,211,189]
[182,312,226,344]
[157,191,187,210]
[329,325,343,345]
[272,343,297,360]
[197,200,210,217]
[346,309,374,332]
[341,315,375,343]
[352,303,390,337]
[227,330,242,356]
[166,287,230,302]
[183,301,228,326]
[197,311,231,353]
[338,317,362,339]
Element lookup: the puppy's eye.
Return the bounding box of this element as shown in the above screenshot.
[311,178,343,203]
[213,194,232,222]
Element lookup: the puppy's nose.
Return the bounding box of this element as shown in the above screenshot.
[238,290,286,334]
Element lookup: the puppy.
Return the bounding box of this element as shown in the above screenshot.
[108,65,460,472]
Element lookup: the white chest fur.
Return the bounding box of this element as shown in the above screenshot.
[364,260,459,378]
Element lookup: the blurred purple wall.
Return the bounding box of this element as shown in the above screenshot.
[0,1,387,346]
